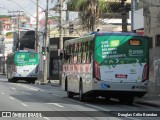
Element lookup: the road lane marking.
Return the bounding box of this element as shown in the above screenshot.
[51,94,61,97]
[120,105,138,110]
[16,84,39,91]
[1,92,5,94]
[9,97,15,100]
[65,98,110,111]
[86,103,110,111]
[134,103,155,108]
[28,87,39,91]
[21,103,28,107]
[11,87,16,90]
[43,117,50,120]
[127,117,141,120]
[47,103,64,108]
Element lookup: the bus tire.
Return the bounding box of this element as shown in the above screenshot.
[119,97,125,104]
[105,96,111,102]
[119,97,134,105]
[8,79,11,82]
[65,78,73,98]
[79,81,85,102]
[67,91,74,98]
[10,78,14,83]
[32,81,35,84]
[65,78,67,91]
[126,97,134,105]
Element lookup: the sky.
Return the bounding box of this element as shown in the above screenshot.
[0,0,56,16]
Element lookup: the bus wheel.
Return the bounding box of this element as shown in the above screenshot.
[119,97,125,104]
[126,97,134,105]
[105,96,111,103]
[119,97,134,105]
[32,81,35,84]
[67,91,74,98]
[13,80,17,83]
[79,82,85,102]
[8,79,11,82]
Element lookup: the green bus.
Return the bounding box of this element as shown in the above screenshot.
[61,32,149,104]
[6,50,39,83]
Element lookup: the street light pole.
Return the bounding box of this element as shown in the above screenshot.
[35,0,39,51]
[59,0,63,85]
[43,0,49,83]
[1,37,5,75]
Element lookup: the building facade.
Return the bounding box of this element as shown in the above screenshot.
[132,0,160,91]
[144,0,160,89]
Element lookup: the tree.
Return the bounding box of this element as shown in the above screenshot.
[67,0,108,32]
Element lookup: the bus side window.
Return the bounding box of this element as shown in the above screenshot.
[86,41,93,63]
[89,52,93,63]
[81,42,86,63]
[82,52,86,63]
[79,43,82,52]
[69,45,71,53]
[77,43,82,63]
[86,42,89,63]
[78,52,81,63]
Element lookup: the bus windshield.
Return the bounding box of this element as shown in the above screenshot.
[14,52,39,66]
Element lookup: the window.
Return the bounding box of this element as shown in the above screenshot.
[64,40,93,64]
[73,53,77,63]
[77,53,81,63]
[82,52,86,63]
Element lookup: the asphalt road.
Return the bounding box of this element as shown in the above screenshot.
[0,75,160,120]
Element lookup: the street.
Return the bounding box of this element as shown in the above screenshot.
[0,75,160,120]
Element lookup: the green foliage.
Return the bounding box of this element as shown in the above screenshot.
[98,0,109,13]
[67,0,109,32]
[0,15,11,18]
[6,32,13,36]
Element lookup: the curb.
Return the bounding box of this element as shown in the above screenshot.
[35,81,60,87]
[135,101,160,108]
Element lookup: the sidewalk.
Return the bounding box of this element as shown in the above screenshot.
[135,81,160,107]
[35,79,60,87]
[135,93,160,107]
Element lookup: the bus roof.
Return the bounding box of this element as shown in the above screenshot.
[88,31,142,36]
[64,31,146,46]
[15,50,37,53]
[64,34,94,45]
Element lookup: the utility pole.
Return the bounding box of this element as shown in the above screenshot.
[43,0,49,82]
[8,10,24,50]
[1,36,5,75]
[59,0,63,85]
[35,0,39,51]
[121,0,127,32]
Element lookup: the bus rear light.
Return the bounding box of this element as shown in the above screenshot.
[95,62,100,80]
[35,65,39,73]
[142,64,148,82]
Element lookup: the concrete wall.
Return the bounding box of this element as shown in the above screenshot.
[143,0,160,93]
[144,0,160,47]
